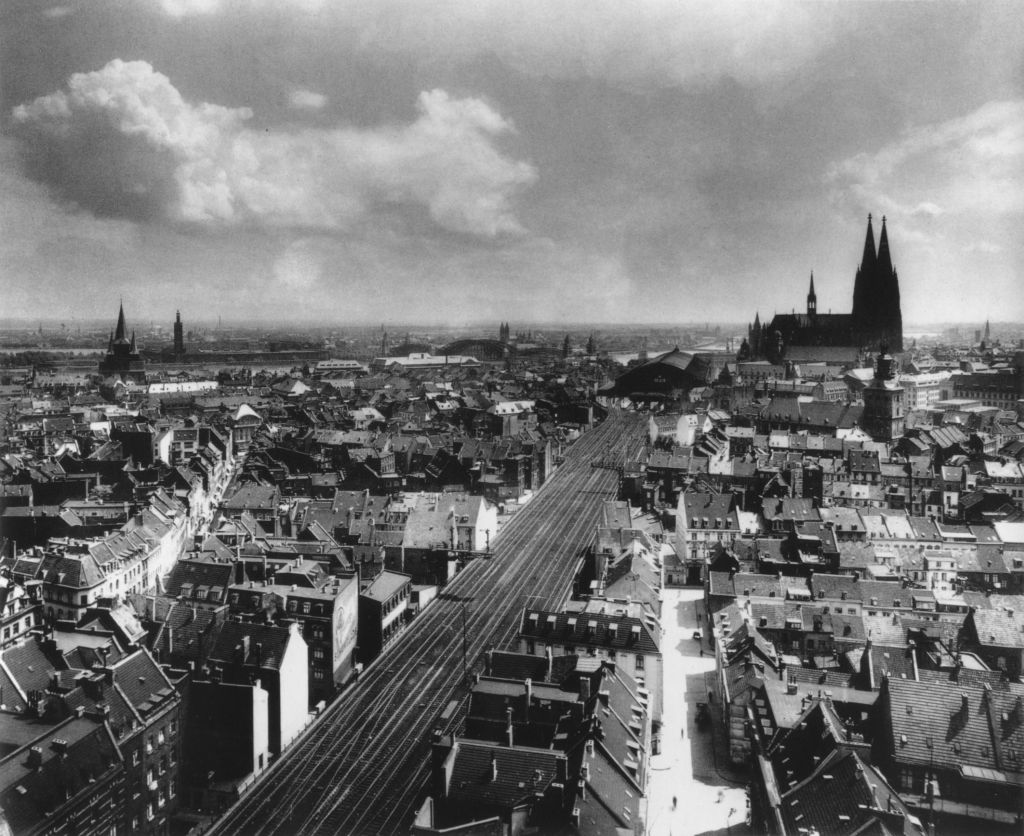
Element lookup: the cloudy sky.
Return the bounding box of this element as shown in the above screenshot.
[2,0,1021,327]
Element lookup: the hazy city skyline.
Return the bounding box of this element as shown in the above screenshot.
[3,0,1021,325]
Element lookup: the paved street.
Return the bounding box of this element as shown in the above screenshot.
[647,587,750,836]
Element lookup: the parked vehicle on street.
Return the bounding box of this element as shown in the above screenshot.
[695,701,711,728]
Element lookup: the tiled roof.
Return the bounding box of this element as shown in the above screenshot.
[968,608,1024,649]
[519,609,659,655]
[164,559,235,597]
[154,601,223,665]
[0,716,122,834]
[444,738,564,809]
[2,640,56,697]
[884,677,1024,774]
[780,749,915,836]
[732,572,789,600]
[111,648,176,718]
[222,484,278,510]
[361,570,411,602]
[208,620,294,671]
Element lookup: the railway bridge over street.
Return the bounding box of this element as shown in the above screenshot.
[208,410,648,835]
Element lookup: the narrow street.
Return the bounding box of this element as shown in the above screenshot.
[647,587,750,836]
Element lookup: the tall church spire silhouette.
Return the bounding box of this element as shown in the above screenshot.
[751,215,904,363]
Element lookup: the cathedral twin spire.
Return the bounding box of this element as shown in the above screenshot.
[851,214,902,350]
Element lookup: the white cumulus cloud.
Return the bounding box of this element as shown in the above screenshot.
[12,60,535,237]
[288,89,328,111]
[827,99,1024,220]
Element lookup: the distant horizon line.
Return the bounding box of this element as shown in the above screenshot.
[0,317,1006,331]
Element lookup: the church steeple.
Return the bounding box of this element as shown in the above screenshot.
[99,300,146,382]
[861,214,877,268]
[114,301,128,344]
[852,214,877,327]
[876,215,893,277]
[807,272,817,317]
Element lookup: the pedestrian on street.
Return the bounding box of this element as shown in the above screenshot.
[699,646,704,657]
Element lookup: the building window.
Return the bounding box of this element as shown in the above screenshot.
[313,668,326,680]
[526,640,535,654]
[313,648,326,660]
[635,654,645,671]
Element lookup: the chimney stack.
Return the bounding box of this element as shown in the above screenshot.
[506,707,514,747]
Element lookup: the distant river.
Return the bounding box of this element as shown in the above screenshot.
[0,347,102,355]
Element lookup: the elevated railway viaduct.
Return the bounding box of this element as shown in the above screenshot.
[208,410,648,835]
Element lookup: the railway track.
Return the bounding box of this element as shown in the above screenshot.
[208,411,647,835]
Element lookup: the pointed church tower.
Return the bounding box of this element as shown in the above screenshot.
[875,216,903,351]
[99,301,146,382]
[114,301,128,345]
[851,214,876,325]
[806,272,817,317]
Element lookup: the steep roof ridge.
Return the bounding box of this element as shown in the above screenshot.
[575,751,635,829]
[980,684,1003,772]
[0,656,28,704]
[111,681,143,727]
[593,735,645,795]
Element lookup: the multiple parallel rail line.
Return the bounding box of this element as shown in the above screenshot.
[209,411,647,835]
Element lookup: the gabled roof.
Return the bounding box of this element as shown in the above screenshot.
[883,676,1024,777]
[443,738,565,809]
[208,620,296,671]
[519,609,659,655]
[0,716,122,834]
